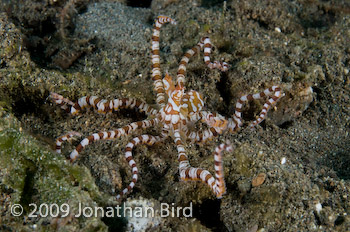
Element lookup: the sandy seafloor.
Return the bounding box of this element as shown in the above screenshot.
[0,0,349,231]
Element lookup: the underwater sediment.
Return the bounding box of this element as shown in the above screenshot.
[0,0,349,231]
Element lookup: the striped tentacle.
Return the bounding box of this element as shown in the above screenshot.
[185,111,227,143]
[116,134,165,200]
[55,131,81,154]
[50,92,75,112]
[163,72,175,96]
[186,128,219,143]
[69,118,159,162]
[179,141,233,198]
[176,41,203,88]
[234,86,283,129]
[199,111,228,134]
[151,16,176,107]
[173,128,191,177]
[202,37,229,72]
[227,117,241,133]
[212,143,233,198]
[50,93,158,116]
[71,97,158,116]
[176,37,229,88]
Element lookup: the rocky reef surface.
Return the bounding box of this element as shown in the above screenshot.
[0,0,349,231]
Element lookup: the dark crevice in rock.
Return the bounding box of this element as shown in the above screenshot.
[19,160,38,213]
[101,212,127,232]
[278,120,294,129]
[322,151,350,180]
[126,0,152,8]
[216,72,233,115]
[201,0,226,8]
[193,199,229,232]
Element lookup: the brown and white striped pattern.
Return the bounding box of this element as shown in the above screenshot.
[185,111,228,143]
[117,134,164,200]
[72,96,158,116]
[176,37,229,88]
[69,119,159,162]
[186,128,212,143]
[50,92,74,112]
[50,15,286,201]
[176,40,203,88]
[55,131,81,154]
[151,16,176,107]
[234,86,283,129]
[180,143,233,198]
[200,111,228,133]
[174,127,191,175]
[50,93,158,116]
[227,117,241,133]
[186,128,221,143]
[202,37,229,72]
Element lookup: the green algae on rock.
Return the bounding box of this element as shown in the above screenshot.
[0,107,109,231]
[0,0,350,231]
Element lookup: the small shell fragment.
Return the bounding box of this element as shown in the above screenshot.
[252,173,267,187]
[281,157,286,165]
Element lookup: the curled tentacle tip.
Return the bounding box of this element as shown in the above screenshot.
[249,125,257,132]
[69,131,82,137]
[221,62,230,72]
[226,146,233,152]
